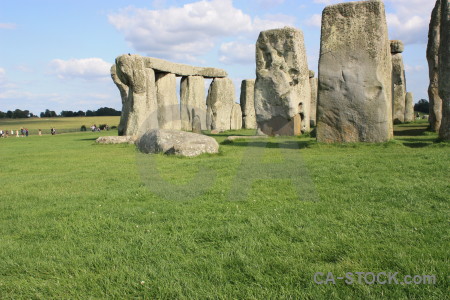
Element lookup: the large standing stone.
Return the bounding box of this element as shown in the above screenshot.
[206,78,235,131]
[137,129,219,157]
[156,73,181,130]
[404,92,415,122]
[317,0,393,143]
[427,0,443,132]
[180,76,206,131]
[438,0,450,140]
[254,27,311,136]
[230,103,243,130]
[240,79,257,129]
[391,40,407,124]
[309,70,318,127]
[114,55,158,136]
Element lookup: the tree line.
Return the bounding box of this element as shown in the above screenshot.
[0,107,121,119]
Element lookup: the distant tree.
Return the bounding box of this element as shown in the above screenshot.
[60,110,75,117]
[95,107,121,116]
[40,112,45,118]
[77,110,86,117]
[12,109,30,118]
[0,111,5,118]
[6,110,13,118]
[414,99,429,114]
[50,110,57,117]
[86,110,94,117]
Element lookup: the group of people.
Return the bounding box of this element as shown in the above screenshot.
[0,128,53,137]
[90,124,109,132]
[0,128,30,137]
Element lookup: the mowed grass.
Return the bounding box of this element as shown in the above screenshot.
[0,116,120,135]
[0,121,448,299]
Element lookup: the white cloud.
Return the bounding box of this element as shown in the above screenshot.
[49,58,111,79]
[0,23,16,29]
[304,14,322,27]
[219,41,254,65]
[404,64,424,72]
[108,0,295,62]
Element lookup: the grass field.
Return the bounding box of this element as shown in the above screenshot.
[0,120,448,298]
[0,116,120,135]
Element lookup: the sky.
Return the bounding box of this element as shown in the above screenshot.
[0,0,436,115]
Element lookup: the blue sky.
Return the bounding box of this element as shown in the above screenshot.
[0,0,435,115]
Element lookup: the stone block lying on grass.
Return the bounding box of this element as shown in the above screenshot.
[96,136,137,144]
[137,129,219,157]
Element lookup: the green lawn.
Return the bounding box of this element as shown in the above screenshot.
[0,121,448,299]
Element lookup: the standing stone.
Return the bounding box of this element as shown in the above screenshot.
[317,1,393,143]
[206,78,235,131]
[438,0,450,140]
[114,55,158,136]
[192,115,202,134]
[427,0,443,132]
[405,92,415,122]
[156,73,181,130]
[391,40,407,124]
[240,79,257,129]
[309,70,318,127]
[230,103,243,130]
[180,76,206,131]
[254,27,311,136]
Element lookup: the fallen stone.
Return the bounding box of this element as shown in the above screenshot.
[317,0,393,143]
[240,79,257,129]
[96,136,137,144]
[255,27,311,136]
[226,135,268,142]
[137,129,219,157]
[404,92,415,122]
[206,78,235,131]
[230,103,243,130]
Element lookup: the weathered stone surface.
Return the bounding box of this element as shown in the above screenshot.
[137,129,219,157]
[255,27,311,136]
[391,44,407,124]
[240,79,257,129]
[116,54,227,78]
[206,78,235,131]
[427,0,443,132]
[390,40,404,54]
[192,115,202,134]
[404,92,415,122]
[438,0,450,140]
[309,77,318,127]
[156,73,181,130]
[180,76,206,131]
[230,103,243,130]
[309,70,315,78]
[114,55,159,136]
[96,136,137,144]
[317,0,393,143]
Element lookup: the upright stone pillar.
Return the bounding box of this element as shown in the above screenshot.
[309,70,318,127]
[180,76,206,131]
[156,73,181,130]
[405,92,415,122]
[317,0,393,143]
[240,79,257,129]
[114,55,158,136]
[230,103,243,130]
[391,40,407,124]
[206,78,235,131]
[254,27,310,136]
[438,0,450,140]
[427,0,443,132]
